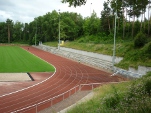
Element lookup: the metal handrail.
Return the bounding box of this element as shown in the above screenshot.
[12,81,122,113]
[12,85,80,113]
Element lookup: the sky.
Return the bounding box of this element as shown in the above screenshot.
[0,0,106,23]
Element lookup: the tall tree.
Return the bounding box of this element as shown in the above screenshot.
[23,23,29,41]
[12,21,24,41]
[110,0,123,37]
[6,19,13,43]
[0,22,7,43]
[124,0,148,38]
[101,1,112,35]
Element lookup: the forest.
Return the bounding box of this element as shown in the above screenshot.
[0,0,151,45]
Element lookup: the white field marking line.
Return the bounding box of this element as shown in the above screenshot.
[0,47,56,98]
[80,81,128,86]
[111,71,120,76]
[36,63,82,102]
[0,69,56,98]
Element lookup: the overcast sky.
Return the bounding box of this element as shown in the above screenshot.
[0,0,106,23]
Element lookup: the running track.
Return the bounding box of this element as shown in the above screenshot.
[0,46,126,113]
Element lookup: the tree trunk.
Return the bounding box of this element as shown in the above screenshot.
[108,17,111,34]
[148,2,150,36]
[144,10,146,30]
[123,8,125,39]
[128,9,131,35]
[132,15,135,38]
[113,16,114,33]
[117,18,120,36]
[140,10,143,31]
[8,24,10,43]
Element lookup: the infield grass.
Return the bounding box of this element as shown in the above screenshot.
[0,46,55,73]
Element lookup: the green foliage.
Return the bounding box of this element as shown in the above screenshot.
[101,86,122,109]
[61,0,87,7]
[134,32,147,48]
[117,40,151,69]
[0,46,55,72]
[67,82,130,113]
[0,0,151,46]
[67,74,151,113]
[44,41,58,47]
[46,36,151,69]
[143,41,151,58]
[117,51,144,69]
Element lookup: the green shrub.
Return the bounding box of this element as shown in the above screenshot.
[143,77,151,96]
[143,42,151,58]
[101,86,122,109]
[134,32,147,48]
[143,72,151,78]
[77,37,86,43]
[146,42,151,52]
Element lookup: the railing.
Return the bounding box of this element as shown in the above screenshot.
[12,82,112,113]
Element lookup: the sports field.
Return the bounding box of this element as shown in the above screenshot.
[0,46,55,73]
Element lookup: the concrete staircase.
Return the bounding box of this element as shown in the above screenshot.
[35,45,121,70]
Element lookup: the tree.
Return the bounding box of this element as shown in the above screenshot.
[6,19,13,43]
[61,0,87,7]
[12,21,24,42]
[59,12,83,41]
[124,0,149,38]
[0,22,7,43]
[23,23,29,41]
[101,1,112,34]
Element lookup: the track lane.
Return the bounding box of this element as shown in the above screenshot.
[0,46,126,113]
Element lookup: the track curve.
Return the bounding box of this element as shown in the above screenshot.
[0,46,126,113]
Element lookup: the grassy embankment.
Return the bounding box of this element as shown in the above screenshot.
[0,46,55,73]
[67,72,151,113]
[44,38,151,69]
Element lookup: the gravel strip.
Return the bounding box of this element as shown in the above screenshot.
[0,73,31,82]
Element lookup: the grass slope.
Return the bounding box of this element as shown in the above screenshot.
[67,73,151,113]
[44,41,151,69]
[0,46,55,73]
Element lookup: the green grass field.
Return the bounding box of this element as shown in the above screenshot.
[0,46,55,73]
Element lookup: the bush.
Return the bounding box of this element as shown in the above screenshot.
[77,37,87,43]
[145,41,151,52]
[101,86,122,109]
[134,32,147,48]
[143,42,151,58]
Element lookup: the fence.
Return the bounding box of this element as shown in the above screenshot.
[12,82,108,113]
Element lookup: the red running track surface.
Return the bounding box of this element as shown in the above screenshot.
[0,46,126,113]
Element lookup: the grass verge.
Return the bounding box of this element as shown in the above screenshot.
[0,46,55,72]
[67,72,151,113]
